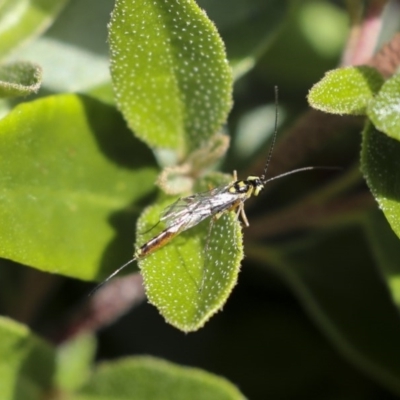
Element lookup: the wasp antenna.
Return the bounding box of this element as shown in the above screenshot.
[260,86,279,183]
[264,166,341,184]
[88,257,137,297]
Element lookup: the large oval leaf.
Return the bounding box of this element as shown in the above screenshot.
[0,94,157,280]
[109,0,233,153]
[138,174,243,332]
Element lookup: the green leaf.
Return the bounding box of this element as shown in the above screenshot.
[367,73,400,141]
[361,122,400,241]
[0,0,68,59]
[363,211,400,307]
[0,61,42,98]
[109,0,233,153]
[262,225,400,395]
[308,66,384,115]
[55,333,97,391]
[8,0,113,97]
[0,316,55,400]
[0,94,157,280]
[74,356,246,400]
[87,82,115,106]
[138,174,243,332]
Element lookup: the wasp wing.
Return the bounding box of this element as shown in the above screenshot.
[160,184,241,233]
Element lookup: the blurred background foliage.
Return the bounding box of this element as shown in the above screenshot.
[2,0,400,399]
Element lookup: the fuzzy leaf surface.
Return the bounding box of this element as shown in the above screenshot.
[138,174,243,332]
[0,62,42,98]
[367,73,400,141]
[109,0,233,153]
[308,66,384,115]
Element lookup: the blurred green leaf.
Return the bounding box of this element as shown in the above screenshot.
[0,0,67,59]
[56,333,97,391]
[0,316,55,400]
[260,225,400,395]
[0,94,157,280]
[363,211,400,307]
[255,1,347,92]
[308,66,384,115]
[197,0,287,78]
[139,173,243,332]
[87,82,115,106]
[299,1,348,58]
[74,356,246,400]
[7,0,113,96]
[109,0,233,154]
[367,73,400,141]
[361,122,400,241]
[0,61,42,98]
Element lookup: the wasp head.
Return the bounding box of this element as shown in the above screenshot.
[246,176,264,196]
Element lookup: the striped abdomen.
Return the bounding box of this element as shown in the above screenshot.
[135,229,177,259]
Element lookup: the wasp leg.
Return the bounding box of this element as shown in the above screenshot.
[239,203,250,227]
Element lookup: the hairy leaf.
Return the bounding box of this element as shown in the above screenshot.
[109,0,233,153]
[367,73,400,141]
[138,173,243,332]
[308,66,384,115]
[0,62,42,98]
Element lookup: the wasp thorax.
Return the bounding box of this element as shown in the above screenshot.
[231,180,250,194]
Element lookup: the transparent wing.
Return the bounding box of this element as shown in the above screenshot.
[160,184,239,233]
[161,186,221,219]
